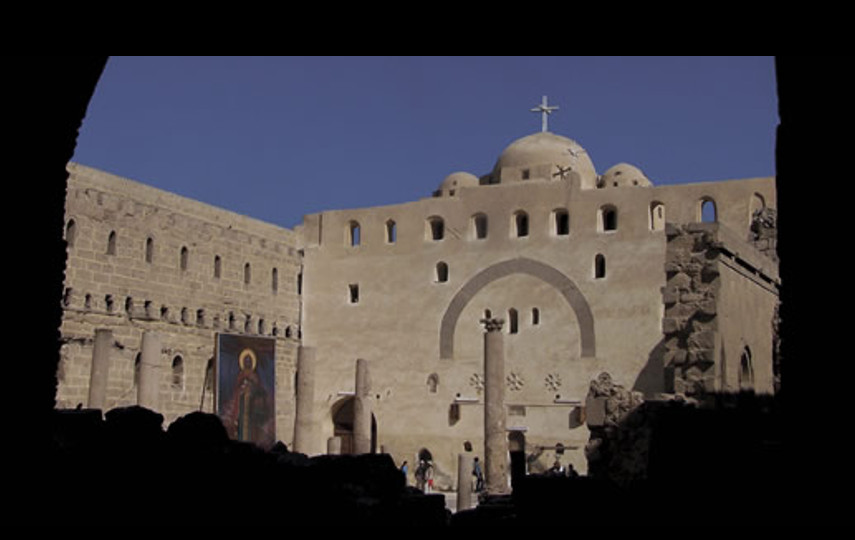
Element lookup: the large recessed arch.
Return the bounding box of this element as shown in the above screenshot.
[439,257,595,359]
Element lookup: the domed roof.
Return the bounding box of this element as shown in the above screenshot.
[436,171,479,197]
[600,163,652,188]
[491,132,598,188]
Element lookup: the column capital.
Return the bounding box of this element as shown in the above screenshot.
[480,318,505,333]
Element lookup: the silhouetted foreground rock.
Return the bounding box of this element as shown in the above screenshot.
[45,393,790,527]
[46,407,450,526]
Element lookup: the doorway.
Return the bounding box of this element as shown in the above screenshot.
[331,397,377,454]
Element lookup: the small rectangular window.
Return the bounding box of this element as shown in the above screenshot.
[555,210,569,236]
[349,283,360,304]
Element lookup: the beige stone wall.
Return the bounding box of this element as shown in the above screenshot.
[55,153,777,488]
[300,171,777,481]
[716,226,779,394]
[58,164,303,442]
[660,220,779,398]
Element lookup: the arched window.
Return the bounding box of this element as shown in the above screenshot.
[650,202,666,231]
[472,213,488,240]
[435,261,449,283]
[196,309,205,327]
[181,307,189,325]
[171,356,184,390]
[514,211,529,238]
[348,221,361,246]
[244,262,251,285]
[508,308,519,334]
[180,246,189,271]
[214,255,222,279]
[258,318,266,335]
[145,237,154,263]
[244,314,252,334]
[532,308,540,325]
[228,311,236,330]
[125,297,134,315]
[699,198,717,223]
[749,193,766,226]
[599,205,617,232]
[386,220,397,244]
[107,231,117,255]
[553,209,569,236]
[484,309,492,319]
[272,268,279,292]
[427,216,445,241]
[65,219,77,248]
[739,346,754,390]
[595,254,606,279]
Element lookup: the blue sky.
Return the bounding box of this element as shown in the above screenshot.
[72,56,777,229]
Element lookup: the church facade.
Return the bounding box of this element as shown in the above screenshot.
[56,126,778,486]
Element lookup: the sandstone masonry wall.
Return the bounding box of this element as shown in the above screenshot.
[661,222,779,398]
[58,164,303,442]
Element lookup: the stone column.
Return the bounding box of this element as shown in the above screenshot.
[87,329,112,411]
[481,318,509,495]
[353,358,372,454]
[137,331,161,411]
[457,453,474,512]
[293,346,316,455]
[327,436,342,455]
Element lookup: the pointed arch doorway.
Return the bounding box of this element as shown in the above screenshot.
[331,396,377,454]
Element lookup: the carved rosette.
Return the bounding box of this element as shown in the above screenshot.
[506,372,525,392]
[469,373,484,394]
[544,373,562,393]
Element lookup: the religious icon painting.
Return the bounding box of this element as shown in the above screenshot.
[215,334,276,449]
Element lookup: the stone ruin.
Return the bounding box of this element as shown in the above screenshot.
[661,222,722,398]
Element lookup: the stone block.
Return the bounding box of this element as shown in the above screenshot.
[664,349,687,366]
[688,331,716,350]
[664,262,682,275]
[670,272,692,291]
[585,396,607,428]
[662,288,679,305]
[680,292,704,303]
[662,318,681,335]
[668,303,697,319]
[698,299,717,316]
[692,348,716,367]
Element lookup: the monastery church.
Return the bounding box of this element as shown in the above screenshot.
[56,99,779,487]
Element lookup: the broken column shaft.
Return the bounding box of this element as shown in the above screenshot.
[353,358,372,454]
[482,318,509,495]
[137,331,161,411]
[87,328,112,411]
[293,346,316,455]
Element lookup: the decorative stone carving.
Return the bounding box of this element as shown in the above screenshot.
[469,373,484,394]
[506,372,524,392]
[544,373,562,392]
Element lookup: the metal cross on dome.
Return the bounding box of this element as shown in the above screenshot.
[530,95,559,132]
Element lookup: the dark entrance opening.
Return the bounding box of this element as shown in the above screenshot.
[332,397,377,454]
